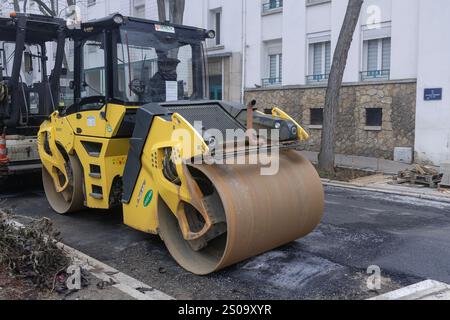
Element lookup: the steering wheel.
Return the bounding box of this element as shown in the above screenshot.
[129,79,146,95]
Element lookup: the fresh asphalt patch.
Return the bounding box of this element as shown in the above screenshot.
[3,182,450,300]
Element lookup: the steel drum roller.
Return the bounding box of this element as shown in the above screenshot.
[158,150,324,275]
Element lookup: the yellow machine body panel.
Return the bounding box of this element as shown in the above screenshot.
[122,114,208,234]
[64,104,137,138]
[39,104,133,209]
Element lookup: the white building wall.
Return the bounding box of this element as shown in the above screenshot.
[415,0,450,165]
[390,0,419,80]
[2,0,449,164]
[244,0,262,88]
[283,0,306,86]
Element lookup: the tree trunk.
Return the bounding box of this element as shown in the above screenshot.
[318,0,363,173]
[13,0,20,12]
[169,0,185,24]
[157,0,166,22]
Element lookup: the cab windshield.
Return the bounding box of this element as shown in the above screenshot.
[113,25,207,104]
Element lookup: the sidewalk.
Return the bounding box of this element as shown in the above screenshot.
[300,151,419,175]
[300,151,450,203]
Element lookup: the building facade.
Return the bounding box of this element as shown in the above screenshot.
[1,0,449,165]
[242,0,450,166]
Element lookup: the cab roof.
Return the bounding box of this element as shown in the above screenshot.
[0,13,65,44]
[69,14,209,43]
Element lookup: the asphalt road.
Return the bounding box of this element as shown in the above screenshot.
[2,174,450,300]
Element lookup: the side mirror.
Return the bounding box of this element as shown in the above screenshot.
[24,52,33,73]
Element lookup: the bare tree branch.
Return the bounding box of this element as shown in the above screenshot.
[32,0,56,16]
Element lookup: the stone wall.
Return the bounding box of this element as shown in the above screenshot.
[245,80,417,160]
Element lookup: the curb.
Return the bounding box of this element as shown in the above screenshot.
[59,243,174,300]
[4,216,174,301]
[369,280,450,300]
[322,180,450,204]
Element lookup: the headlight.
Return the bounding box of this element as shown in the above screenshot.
[207,136,216,148]
[113,14,124,25]
[206,30,216,39]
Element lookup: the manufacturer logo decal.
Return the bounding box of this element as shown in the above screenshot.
[136,180,146,208]
[143,190,154,208]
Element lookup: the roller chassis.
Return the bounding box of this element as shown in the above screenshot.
[38,14,324,274]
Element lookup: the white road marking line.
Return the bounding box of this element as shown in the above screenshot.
[5,216,174,300]
[370,280,450,300]
[325,200,341,205]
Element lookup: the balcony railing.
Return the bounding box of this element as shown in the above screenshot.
[262,78,282,87]
[262,0,283,13]
[306,73,329,84]
[360,69,390,81]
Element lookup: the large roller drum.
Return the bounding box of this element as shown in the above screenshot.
[158,150,324,275]
[42,154,85,214]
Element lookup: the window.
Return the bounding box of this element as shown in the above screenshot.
[262,0,283,12]
[362,37,391,80]
[307,41,331,83]
[114,28,202,104]
[310,109,324,126]
[87,0,96,6]
[134,5,145,18]
[208,59,222,100]
[306,0,331,5]
[366,108,383,127]
[81,34,106,101]
[263,53,282,87]
[209,9,222,46]
[215,11,221,45]
[60,39,75,108]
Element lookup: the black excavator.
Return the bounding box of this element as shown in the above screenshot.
[0,12,66,177]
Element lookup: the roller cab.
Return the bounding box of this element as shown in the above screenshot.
[38,14,324,275]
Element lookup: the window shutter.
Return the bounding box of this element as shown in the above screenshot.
[382,38,391,71]
[367,39,379,71]
[269,55,277,79]
[313,43,322,75]
[278,54,283,80]
[325,41,331,74]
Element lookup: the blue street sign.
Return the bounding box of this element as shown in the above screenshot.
[424,88,443,101]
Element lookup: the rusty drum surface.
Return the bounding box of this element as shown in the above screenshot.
[158,150,324,275]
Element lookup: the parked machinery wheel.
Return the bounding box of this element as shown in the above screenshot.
[42,154,85,214]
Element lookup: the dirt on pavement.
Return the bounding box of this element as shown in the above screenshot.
[0,265,58,300]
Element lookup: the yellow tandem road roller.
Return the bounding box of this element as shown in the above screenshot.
[38,14,324,275]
